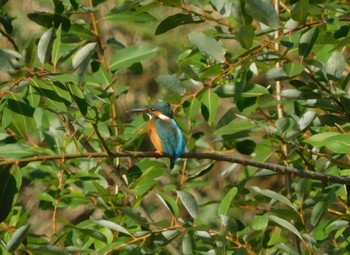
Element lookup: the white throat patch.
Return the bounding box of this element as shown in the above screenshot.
[158,113,171,120]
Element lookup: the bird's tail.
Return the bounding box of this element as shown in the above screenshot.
[170,157,176,169]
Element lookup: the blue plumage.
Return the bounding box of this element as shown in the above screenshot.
[131,102,186,169]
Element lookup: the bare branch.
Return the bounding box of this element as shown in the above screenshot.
[1,151,349,185]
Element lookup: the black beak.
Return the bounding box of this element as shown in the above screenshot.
[128,108,149,113]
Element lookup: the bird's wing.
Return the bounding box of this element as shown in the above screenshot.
[154,119,185,158]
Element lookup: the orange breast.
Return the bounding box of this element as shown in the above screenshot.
[147,119,163,152]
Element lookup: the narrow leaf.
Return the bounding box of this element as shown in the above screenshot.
[188,32,226,63]
[155,74,185,95]
[291,0,309,23]
[245,0,280,28]
[283,62,304,77]
[311,189,336,226]
[299,27,319,57]
[218,187,238,216]
[6,224,30,252]
[269,215,303,240]
[72,42,97,69]
[52,24,62,68]
[251,186,297,212]
[324,134,350,153]
[155,13,203,35]
[110,45,161,72]
[200,89,219,125]
[177,190,199,219]
[94,220,131,236]
[156,193,179,216]
[214,119,254,136]
[37,27,56,64]
[0,166,17,223]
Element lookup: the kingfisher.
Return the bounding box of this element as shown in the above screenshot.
[131,101,186,169]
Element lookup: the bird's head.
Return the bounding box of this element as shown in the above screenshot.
[130,101,173,120]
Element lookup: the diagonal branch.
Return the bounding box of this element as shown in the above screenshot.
[1,151,349,185]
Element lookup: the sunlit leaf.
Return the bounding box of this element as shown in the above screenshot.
[72,42,97,69]
[214,119,254,136]
[110,45,161,72]
[95,220,131,236]
[52,24,62,68]
[37,27,56,64]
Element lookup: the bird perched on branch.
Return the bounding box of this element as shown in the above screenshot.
[131,101,186,169]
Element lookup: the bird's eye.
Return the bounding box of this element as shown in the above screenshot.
[150,108,155,111]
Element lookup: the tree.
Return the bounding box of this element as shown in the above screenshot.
[0,0,349,254]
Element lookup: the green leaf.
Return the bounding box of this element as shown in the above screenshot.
[155,74,185,95]
[299,27,319,57]
[311,189,336,226]
[283,62,304,77]
[104,11,157,23]
[72,42,97,69]
[241,84,269,97]
[0,49,14,72]
[251,186,297,212]
[94,220,131,236]
[183,97,201,120]
[37,27,56,64]
[156,192,179,217]
[0,166,17,223]
[214,118,254,136]
[155,13,203,35]
[109,45,161,72]
[27,11,70,31]
[200,89,219,125]
[177,190,199,219]
[52,24,62,68]
[324,134,350,153]
[252,214,269,230]
[182,232,193,255]
[297,111,315,131]
[218,187,238,216]
[74,227,107,243]
[27,245,69,254]
[2,93,36,138]
[6,224,30,252]
[236,139,256,155]
[326,51,345,80]
[30,78,72,112]
[244,0,280,28]
[304,132,339,147]
[291,0,309,23]
[269,215,303,240]
[235,25,255,49]
[188,32,226,63]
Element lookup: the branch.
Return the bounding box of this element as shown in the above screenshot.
[1,151,350,185]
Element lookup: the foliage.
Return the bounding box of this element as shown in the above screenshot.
[0,0,350,254]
